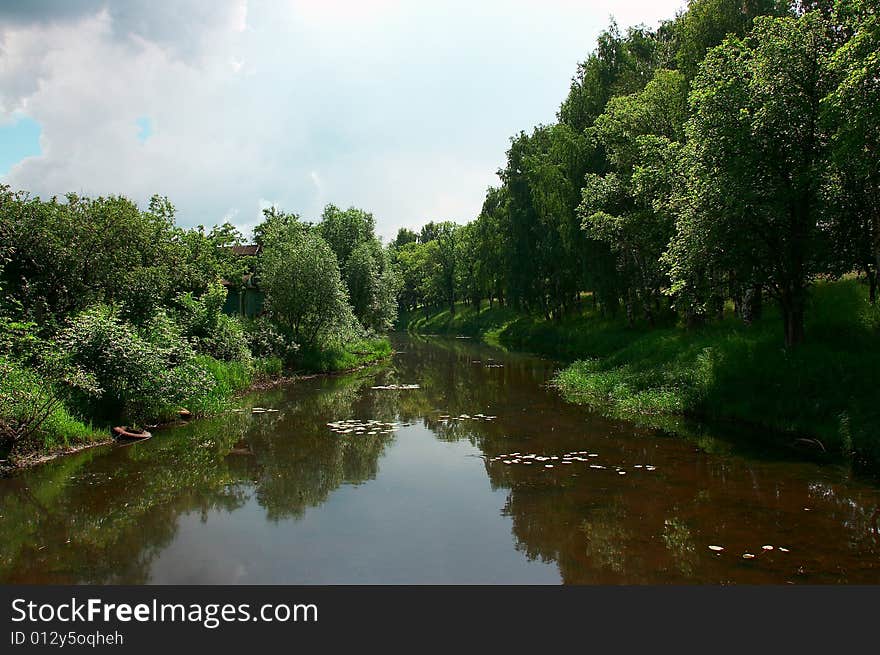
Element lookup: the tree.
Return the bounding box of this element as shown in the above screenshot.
[434,222,460,315]
[316,204,398,331]
[823,0,880,301]
[667,13,835,345]
[260,227,354,348]
[580,69,688,325]
[671,0,791,81]
[392,228,418,249]
[317,204,375,271]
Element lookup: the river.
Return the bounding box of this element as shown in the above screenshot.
[1,334,879,583]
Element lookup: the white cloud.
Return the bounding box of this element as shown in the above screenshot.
[0,0,685,240]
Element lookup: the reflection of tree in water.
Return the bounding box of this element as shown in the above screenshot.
[0,413,250,583]
[580,501,632,576]
[661,516,697,578]
[400,337,880,583]
[6,336,880,584]
[243,371,399,521]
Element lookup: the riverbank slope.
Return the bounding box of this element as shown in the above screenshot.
[400,279,880,466]
[1,337,391,472]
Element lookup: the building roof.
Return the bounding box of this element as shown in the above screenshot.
[229,244,261,256]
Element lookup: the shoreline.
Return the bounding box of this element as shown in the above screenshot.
[399,287,879,471]
[0,351,394,476]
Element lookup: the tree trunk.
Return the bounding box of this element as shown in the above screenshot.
[781,290,805,348]
[741,285,763,325]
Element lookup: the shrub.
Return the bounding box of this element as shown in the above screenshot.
[0,357,101,455]
[242,316,295,360]
[173,282,252,363]
[57,304,215,426]
[254,357,284,377]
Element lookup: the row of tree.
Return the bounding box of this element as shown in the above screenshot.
[0,185,398,447]
[256,204,399,346]
[0,185,397,347]
[391,0,878,346]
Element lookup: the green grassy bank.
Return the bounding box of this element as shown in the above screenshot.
[1,337,391,470]
[401,279,880,466]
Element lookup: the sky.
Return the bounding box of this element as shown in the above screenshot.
[0,0,685,241]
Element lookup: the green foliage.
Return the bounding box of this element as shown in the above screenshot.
[174,282,252,363]
[260,224,357,348]
[242,316,295,360]
[0,187,249,328]
[57,305,214,426]
[668,12,836,345]
[0,357,102,457]
[316,204,400,332]
[294,338,392,374]
[407,278,880,465]
[253,356,284,377]
[1,181,399,463]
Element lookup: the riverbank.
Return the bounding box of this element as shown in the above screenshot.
[0,337,392,473]
[401,279,880,467]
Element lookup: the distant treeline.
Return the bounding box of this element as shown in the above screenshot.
[391,0,878,347]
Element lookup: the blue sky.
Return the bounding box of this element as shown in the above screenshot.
[0,116,41,176]
[0,1,685,240]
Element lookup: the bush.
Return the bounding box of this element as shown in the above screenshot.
[0,357,101,456]
[254,357,284,377]
[57,304,215,426]
[173,282,252,363]
[242,316,296,360]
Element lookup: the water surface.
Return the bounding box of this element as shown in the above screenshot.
[2,334,879,584]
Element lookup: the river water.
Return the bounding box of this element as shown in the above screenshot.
[2,334,879,584]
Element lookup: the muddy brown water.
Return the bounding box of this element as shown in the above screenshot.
[2,334,879,584]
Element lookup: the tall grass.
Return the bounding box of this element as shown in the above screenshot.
[0,358,104,458]
[294,338,392,373]
[185,355,255,416]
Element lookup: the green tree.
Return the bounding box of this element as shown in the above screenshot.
[580,69,688,325]
[823,0,880,301]
[260,227,354,348]
[667,13,835,345]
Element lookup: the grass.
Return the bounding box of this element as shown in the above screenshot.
[294,337,392,374]
[0,358,105,462]
[401,278,880,467]
[184,355,257,416]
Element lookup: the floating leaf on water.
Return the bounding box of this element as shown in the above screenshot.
[371,384,421,390]
[708,545,724,552]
